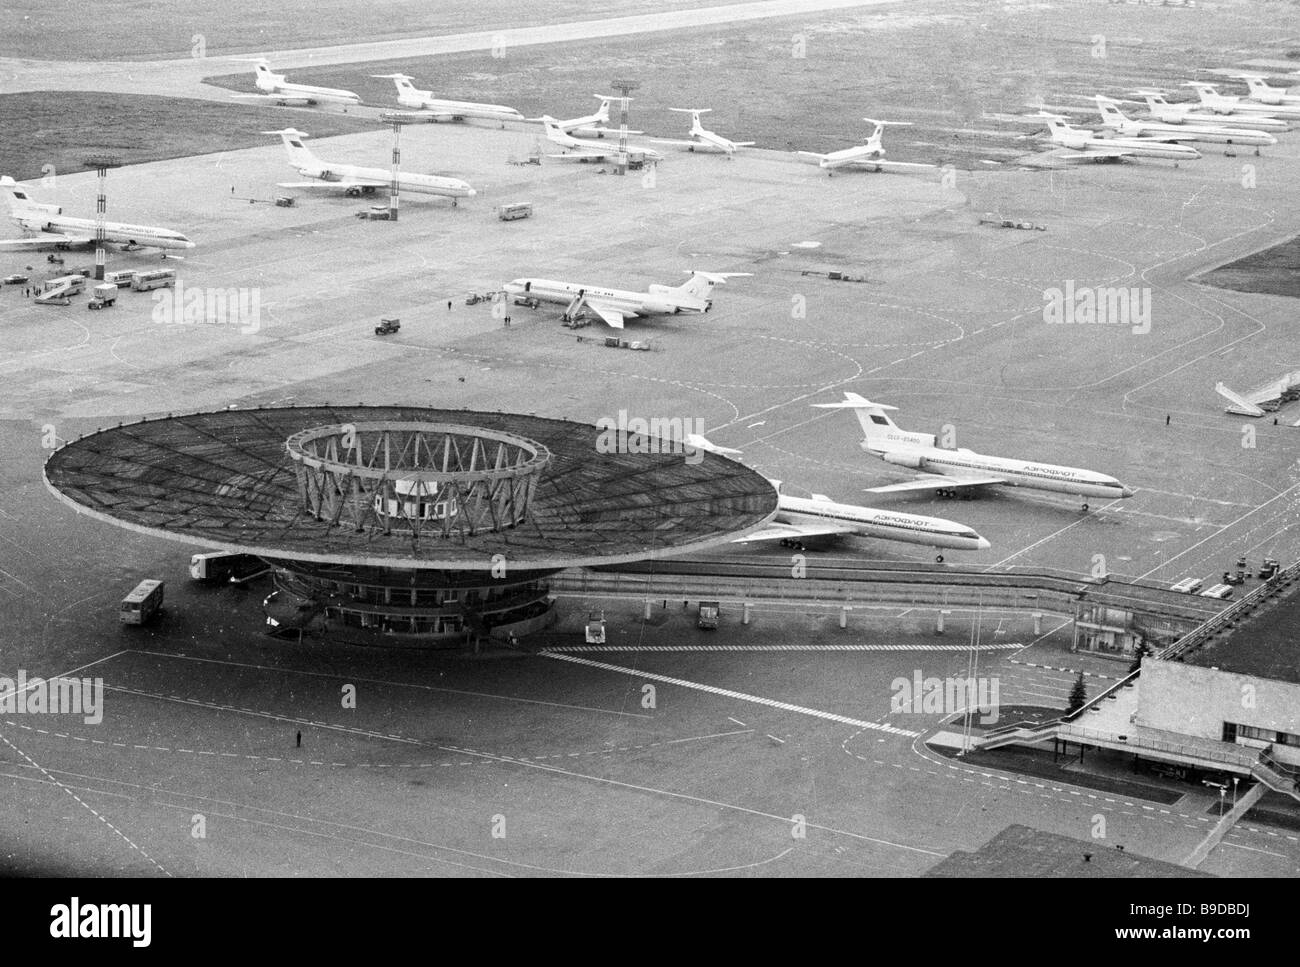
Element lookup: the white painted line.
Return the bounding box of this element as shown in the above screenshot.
[542,653,919,736]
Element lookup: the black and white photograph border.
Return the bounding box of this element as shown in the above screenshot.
[1,0,1299,896]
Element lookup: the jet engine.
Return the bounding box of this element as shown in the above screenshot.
[882,451,925,469]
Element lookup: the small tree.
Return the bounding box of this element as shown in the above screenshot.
[1128,639,1149,675]
[1067,671,1088,715]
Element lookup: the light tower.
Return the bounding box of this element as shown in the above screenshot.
[378,113,411,222]
[82,155,121,280]
[609,78,640,175]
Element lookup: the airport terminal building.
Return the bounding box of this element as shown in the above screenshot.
[43,406,778,647]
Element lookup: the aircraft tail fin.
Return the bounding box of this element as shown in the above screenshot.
[263,129,317,169]
[812,393,935,450]
[540,116,569,144]
[672,270,751,303]
[0,176,57,216]
[1095,95,1130,125]
[592,95,616,122]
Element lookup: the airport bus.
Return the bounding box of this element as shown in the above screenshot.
[496,202,532,221]
[1170,578,1204,594]
[1200,583,1234,600]
[41,274,86,296]
[189,551,267,583]
[103,269,138,287]
[120,579,164,625]
[131,268,176,291]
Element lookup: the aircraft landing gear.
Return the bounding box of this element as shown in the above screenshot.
[1081,502,1090,512]
[935,553,944,563]
[778,539,807,551]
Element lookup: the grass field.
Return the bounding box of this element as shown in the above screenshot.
[5,1,1300,178]
[0,0,723,61]
[1198,236,1300,299]
[0,92,372,182]
[201,0,1300,166]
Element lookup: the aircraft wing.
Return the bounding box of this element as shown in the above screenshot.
[1058,148,1134,160]
[585,301,626,329]
[231,93,314,106]
[648,138,699,146]
[865,472,1007,495]
[796,151,830,163]
[734,522,853,544]
[276,180,389,190]
[0,234,92,251]
[844,159,936,173]
[545,149,615,161]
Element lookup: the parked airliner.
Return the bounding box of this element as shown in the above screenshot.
[502,271,748,328]
[372,74,524,124]
[686,435,989,561]
[528,97,639,138]
[266,129,476,202]
[1092,96,1275,147]
[0,176,195,251]
[232,60,360,106]
[814,393,1134,511]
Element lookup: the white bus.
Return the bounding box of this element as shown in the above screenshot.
[496,202,532,221]
[131,268,176,291]
[120,579,164,624]
[189,551,266,583]
[1200,584,1234,600]
[104,269,138,287]
[1170,578,1204,594]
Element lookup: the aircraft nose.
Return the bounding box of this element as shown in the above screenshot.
[976,536,991,550]
[1121,485,1135,498]
[465,187,477,197]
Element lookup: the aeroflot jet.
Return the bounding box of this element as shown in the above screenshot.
[797,119,936,175]
[266,129,476,202]
[687,435,989,561]
[651,108,755,157]
[1232,73,1300,107]
[1130,90,1290,131]
[232,60,360,106]
[1093,96,1276,147]
[0,176,195,251]
[1183,82,1300,120]
[740,488,990,561]
[814,393,1134,511]
[529,97,640,138]
[373,74,524,123]
[539,116,663,162]
[501,271,749,329]
[1035,114,1201,162]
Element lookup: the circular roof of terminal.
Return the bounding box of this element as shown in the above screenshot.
[43,406,778,570]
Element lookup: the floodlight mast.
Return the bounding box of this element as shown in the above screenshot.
[83,155,121,280]
[378,113,411,221]
[610,78,640,175]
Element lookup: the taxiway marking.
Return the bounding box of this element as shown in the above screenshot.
[541,652,919,735]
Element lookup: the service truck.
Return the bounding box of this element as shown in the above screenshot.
[697,600,720,630]
[87,283,118,309]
